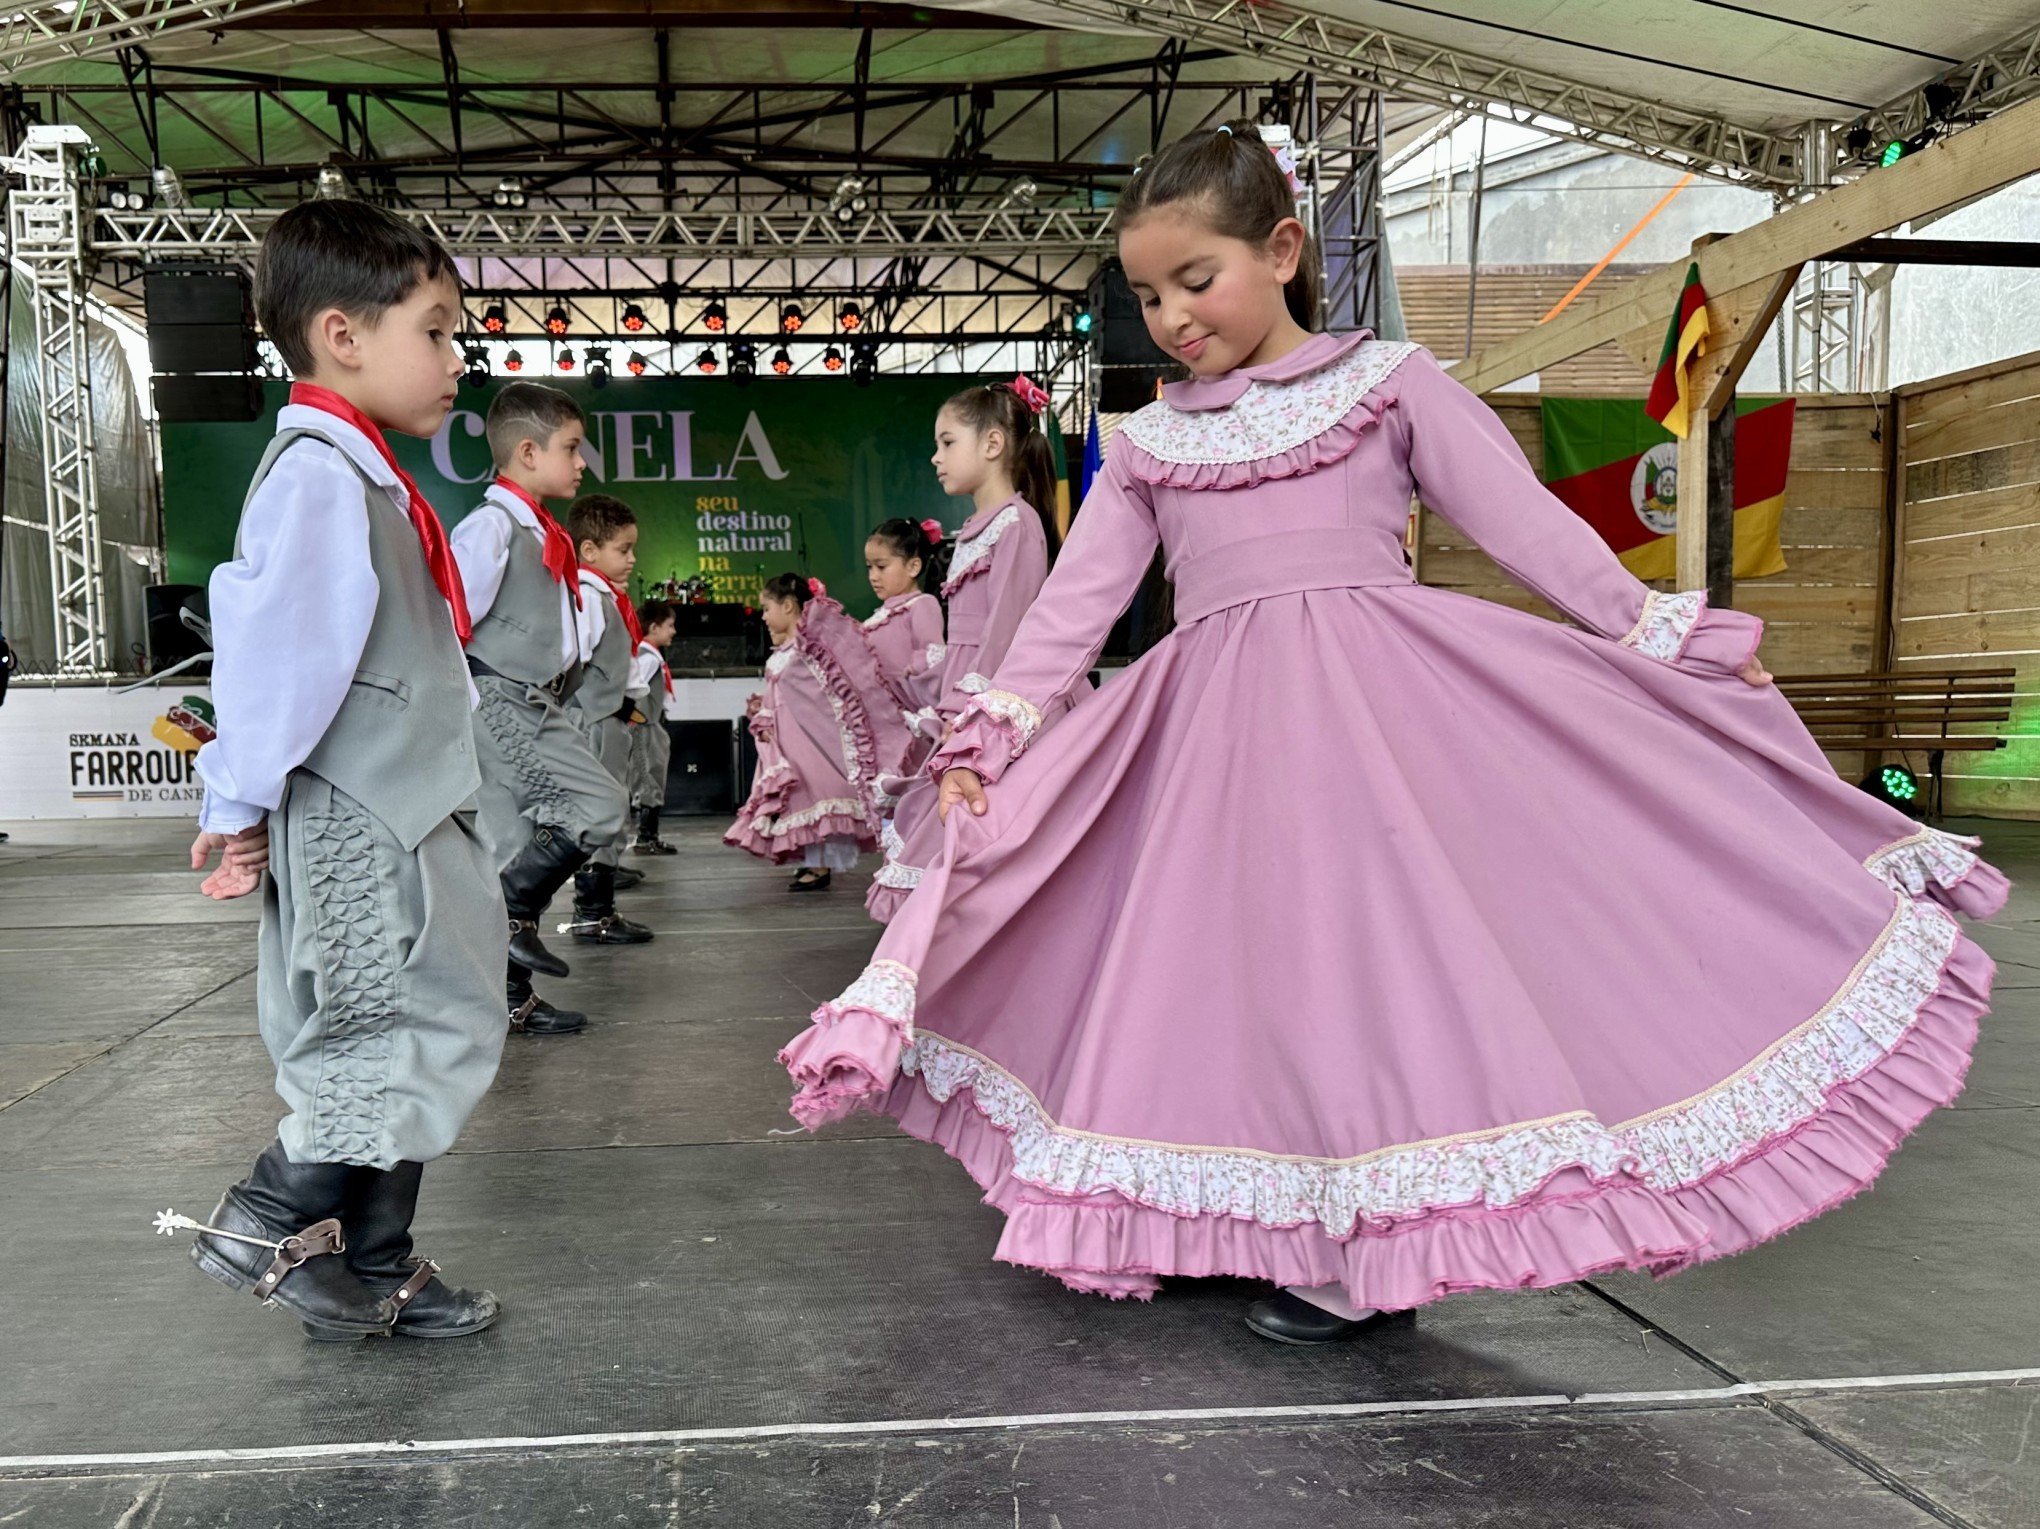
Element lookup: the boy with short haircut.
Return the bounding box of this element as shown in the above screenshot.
[563,494,656,944]
[627,599,682,856]
[450,380,629,1034]
[174,199,503,1342]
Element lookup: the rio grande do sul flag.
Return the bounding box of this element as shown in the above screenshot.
[1646,262,1710,438]
[1539,396,1793,582]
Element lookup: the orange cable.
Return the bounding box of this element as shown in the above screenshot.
[1538,172,1695,325]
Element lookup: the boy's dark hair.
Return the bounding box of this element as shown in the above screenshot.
[636,598,676,632]
[487,383,586,470]
[1115,120,1322,332]
[567,493,637,549]
[761,572,815,609]
[941,384,1060,561]
[869,516,953,591]
[254,200,461,378]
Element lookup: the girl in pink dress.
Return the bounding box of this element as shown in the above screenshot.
[782,123,2009,1342]
[861,517,950,785]
[867,382,1073,922]
[725,574,907,892]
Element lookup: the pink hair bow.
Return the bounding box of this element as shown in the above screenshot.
[919,518,945,546]
[806,576,826,598]
[1009,374,1051,414]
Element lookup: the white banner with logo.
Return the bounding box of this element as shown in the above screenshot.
[0,685,215,819]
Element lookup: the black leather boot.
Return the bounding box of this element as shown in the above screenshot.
[501,826,589,978]
[632,806,677,855]
[337,1162,500,1339]
[185,1140,397,1342]
[612,864,645,891]
[508,967,589,1035]
[1244,1290,1416,1346]
[564,863,654,943]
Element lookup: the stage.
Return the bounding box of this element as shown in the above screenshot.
[1,816,2036,1526]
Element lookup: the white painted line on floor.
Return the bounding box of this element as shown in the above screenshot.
[4,1366,2037,1474]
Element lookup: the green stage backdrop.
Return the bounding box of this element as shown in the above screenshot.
[161,376,1064,618]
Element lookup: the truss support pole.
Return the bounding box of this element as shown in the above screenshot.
[7,124,109,675]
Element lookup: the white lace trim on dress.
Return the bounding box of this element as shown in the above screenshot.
[1116,340,1419,467]
[943,506,1022,592]
[841,892,1963,1234]
[1865,825,1983,897]
[749,796,869,837]
[1618,590,1706,662]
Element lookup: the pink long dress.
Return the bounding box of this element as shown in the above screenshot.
[724,595,908,865]
[867,495,1072,922]
[861,589,948,782]
[780,330,2009,1311]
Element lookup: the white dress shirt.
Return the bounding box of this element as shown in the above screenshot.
[448,480,583,672]
[195,405,474,835]
[575,569,612,654]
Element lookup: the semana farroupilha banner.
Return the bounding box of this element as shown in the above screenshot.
[1539,396,1793,582]
[160,376,1065,618]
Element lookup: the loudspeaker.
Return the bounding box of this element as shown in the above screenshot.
[663,720,741,816]
[146,583,211,674]
[1088,258,1174,367]
[153,374,264,422]
[1098,368,1167,413]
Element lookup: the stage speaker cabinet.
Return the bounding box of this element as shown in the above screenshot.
[146,267,262,420]
[663,720,741,816]
[1089,256,1175,414]
[145,583,211,674]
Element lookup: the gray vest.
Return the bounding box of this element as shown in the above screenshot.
[572,584,631,722]
[240,427,480,851]
[464,501,574,685]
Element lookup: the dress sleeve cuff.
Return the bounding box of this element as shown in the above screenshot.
[1616,589,1764,677]
[198,790,266,835]
[927,690,1042,785]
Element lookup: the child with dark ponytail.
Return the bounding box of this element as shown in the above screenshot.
[863,518,951,784]
[786,117,2006,1352]
[864,376,1083,921]
[725,572,909,891]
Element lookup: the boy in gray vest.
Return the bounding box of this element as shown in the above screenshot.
[627,599,682,855]
[450,382,629,1035]
[176,201,504,1342]
[562,495,656,944]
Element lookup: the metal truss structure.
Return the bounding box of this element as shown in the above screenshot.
[1,0,313,78]
[3,126,110,675]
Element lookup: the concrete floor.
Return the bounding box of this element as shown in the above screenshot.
[1,813,2036,1528]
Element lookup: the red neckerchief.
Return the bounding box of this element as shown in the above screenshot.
[611,579,646,648]
[288,383,473,643]
[491,474,582,608]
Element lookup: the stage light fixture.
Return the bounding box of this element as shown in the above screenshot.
[587,347,612,389]
[839,301,863,332]
[627,352,649,377]
[481,302,508,334]
[621,302,648,333]
[1860,763,1922,815]
[702,298,728,332]
[313,164,350,200]
[829,172,869,225]
[1071,303,1094,335]
[999,175,1037,209]
[504,349,525,372]
[695,347,719,374]
[462,346,489,389]
[545,305,570,337]
[731,340,757,386]
[771,346,793,375]
[780,303,805,334]
[822,345,844,372]
[490,175,528,210]
[556,348,576,372]
[849,338,878,387]
[1843,125,1875,158]
[149,165,189,210]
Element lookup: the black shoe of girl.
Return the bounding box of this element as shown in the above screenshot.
[1244,1291,1416,1346]
[790,869,832,893]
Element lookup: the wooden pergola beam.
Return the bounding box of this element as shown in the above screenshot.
[1450,95,2040,397]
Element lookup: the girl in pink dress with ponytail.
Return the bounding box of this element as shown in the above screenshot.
[861,517,950,788]
[725,574,907,892]
[867,380,1079,922]
[781,121,2009,1342]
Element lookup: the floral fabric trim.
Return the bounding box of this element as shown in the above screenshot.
[747,796,870,838]
[881,892,1960,1234]
[1865,825,1984,897]
[1116,340,1418,468]
[961,689,1043,753]
[815,957,918,1041]
[924,643,948,669]
[765,648,794,677]
[942,507,1022,595]
[956,672,991,695]
[874,817,923,889]
[862,594,932,631]
[1618,590,1706,662]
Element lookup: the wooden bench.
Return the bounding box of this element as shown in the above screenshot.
[1770,666,2016,820]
